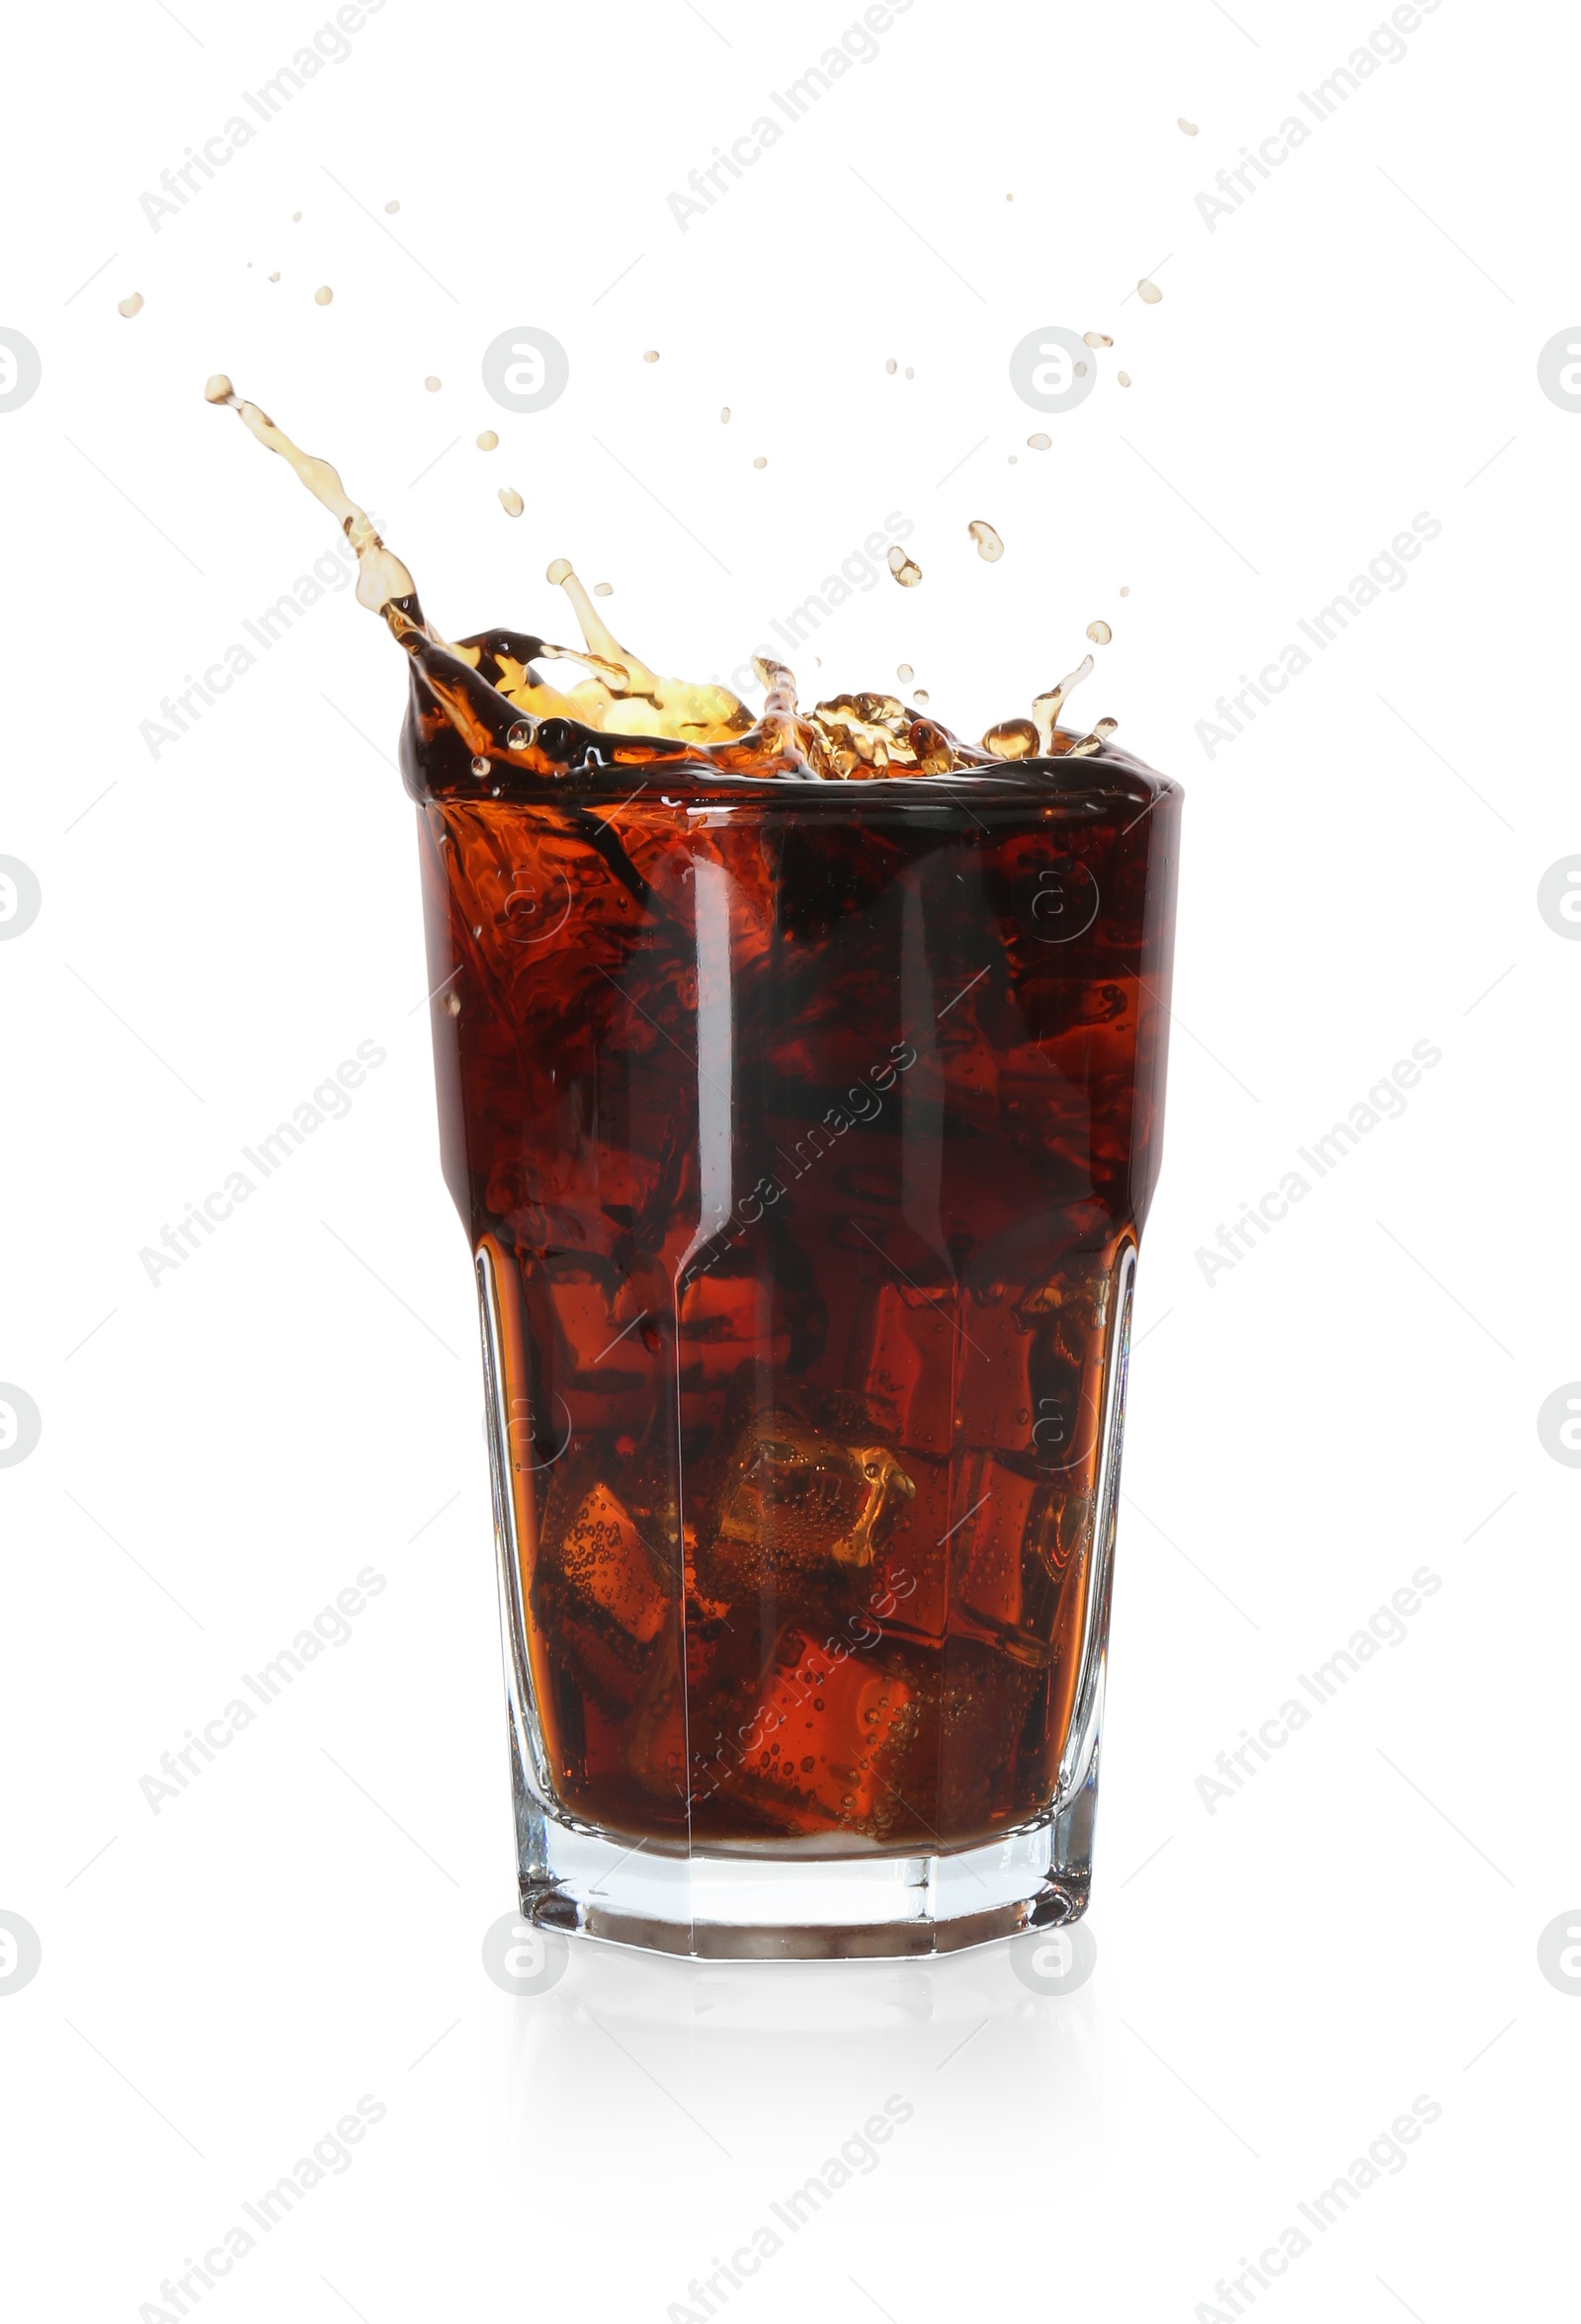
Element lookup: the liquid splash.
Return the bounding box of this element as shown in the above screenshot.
[205,379,1123,782]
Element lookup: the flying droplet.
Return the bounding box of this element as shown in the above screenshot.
[1120,585,1131,598]
[1087,620,1112,644]
[1028,433,1051,451]
[118,292,143,318]
[314,285,333,305]
[268,272,281,283]
[1137,279,1162,303]
[1074,361,1088,377]
[1118,371,1132,387]
[885,359,897,374]
[425,374,442,391]
[753,455,768,468]
[1008,455,1018,464]
[887,544,923,588]
[720,405,731,423]
[968,520,1004,563]
[506,722,531,751]
[499,487,524,518]
[291,210,302,222]
[470,755,490,778]
[904,367,915,380]
[897,664,914,683]
[913,689,930,706]
[594,582,614,597]
[545,557,572,585]
[204,374,233,404]
[1178,119,1198,136]
[1083,331,1112,348]
[643,349,659,363]
[385,199,401,212]
[476,430,499,451]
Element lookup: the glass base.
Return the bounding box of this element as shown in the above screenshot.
[514,1759,1098,1960]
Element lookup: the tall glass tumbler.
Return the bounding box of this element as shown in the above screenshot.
[413,722,1180,1957]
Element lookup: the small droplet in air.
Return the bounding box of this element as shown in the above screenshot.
[476,430,499,451]
[425,374,442,391]
[268,272,281,283]
[1178,119,1199,136]
[470,756,490,778]
[1087,620,1112,644]
[1117,371,1132,388]
[545,557,572,586]
[1008,455,1018,464]
[506,722,531,751]
[887,544,923,588]
[1083,331,1112,348]
[1120,585,1131,598]
[291,211,302,222]
[314,285,333,305]
[118,292,143,318]
[499,487,524,517]
[1074,361,1088,377]
[593,582,614,597]
[642,348,659,363]
[968,520,1004,562]
[913,689,930,706]
[1028,433,1051,451]
[204,374,233,404]
[1137,279,1163,303]
[385,199,401,212]
[720,405,731,423]
[896,664,914,683]
[905,367,914,379]
[753,455,768,468]
[885,359,897,374]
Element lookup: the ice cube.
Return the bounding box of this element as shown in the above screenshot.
[710,1408,915,1583]
[722,1626,915,1830]
[953,1294,1039,1454]
[932,1638,1042,1833]
[864,1453,950,1641]
[546,1273,657,1383]
[676,1271,791,1387]
[947,1453,1082,1671]
[851,1282,954,1452]
[557,1481,670,1645]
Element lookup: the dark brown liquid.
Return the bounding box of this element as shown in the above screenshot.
[413,697,1178,1847]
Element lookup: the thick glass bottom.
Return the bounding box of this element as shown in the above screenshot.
[515,1755,1098,1959]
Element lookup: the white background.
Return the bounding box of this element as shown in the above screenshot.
[1,0,1576,2316]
